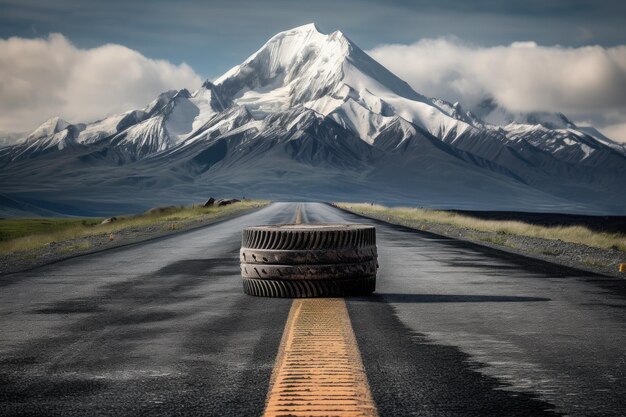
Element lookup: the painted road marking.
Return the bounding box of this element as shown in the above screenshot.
[294,205,303,224]
[264,298,378,416]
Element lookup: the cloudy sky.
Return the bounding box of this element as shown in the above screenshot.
[1,0,625,141]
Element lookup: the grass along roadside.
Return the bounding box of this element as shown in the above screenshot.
[337,203,626,277]
[0,218,103,241]
[337,203,626,252]
[0,200,269,256]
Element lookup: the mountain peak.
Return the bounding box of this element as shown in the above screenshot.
[217,23,347,81]
[213,24,351,110]
[42,116,70,131]
[201,80,216,89]
[277,23,348,43]
[173,88,191,99]
[27,116,71,141]
[286,22,321,34]
[213,23,422,119]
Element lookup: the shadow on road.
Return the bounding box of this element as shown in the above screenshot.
[155,256,239,277]
[351,293,551,303]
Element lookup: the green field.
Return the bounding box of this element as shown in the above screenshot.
[0,218,103,242]
[0,200,269,255]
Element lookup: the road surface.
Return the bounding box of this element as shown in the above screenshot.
[1,202,625,416]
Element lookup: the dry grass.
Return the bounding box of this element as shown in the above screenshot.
[57,241,92,254]
[338,203,626,252]
[0,200,269,255]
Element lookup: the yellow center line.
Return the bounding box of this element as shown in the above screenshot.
[264,298,379,417]
[294,205,303,224]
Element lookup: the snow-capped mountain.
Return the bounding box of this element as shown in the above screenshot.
[470,97,576,129]
[1,23,625,216]
[0,130,29,148]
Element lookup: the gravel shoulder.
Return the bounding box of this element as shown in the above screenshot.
[336,204,626,278]
[0,204,266,276]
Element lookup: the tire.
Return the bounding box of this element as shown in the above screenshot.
[240,224,377,298]
[242,276,376,298]
[240,248,377,265]
[242,224,376,250]
[241,260,378,280]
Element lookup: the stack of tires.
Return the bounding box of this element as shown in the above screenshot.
[240,224,377,297]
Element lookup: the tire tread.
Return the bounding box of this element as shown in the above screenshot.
[242,277,376,298]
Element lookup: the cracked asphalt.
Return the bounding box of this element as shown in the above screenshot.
[1,202,625,416]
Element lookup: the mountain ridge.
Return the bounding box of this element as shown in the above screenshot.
[1,23,625,216]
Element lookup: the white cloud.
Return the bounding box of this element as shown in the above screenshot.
[368,39,626,142]
[0,34,202,131]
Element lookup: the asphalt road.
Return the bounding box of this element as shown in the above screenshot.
[1,202,625,416]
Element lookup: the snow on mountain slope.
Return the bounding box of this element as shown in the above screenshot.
[76,110,147,144]
[214,23,356,107]
[107,81,230,156]
[25,117,72,142]
[5,82,229,160]
[24,127,77,153]
[10,23,617,165]
[500,124,603,163]
[1,118,82,161]
[110,116,169,159]
[212,23,477,145]
[69,90,182,147]
[577,126,626,154]
[464,97,626,165]
[471,97,576,129]
[1,23,625,215]
[0,130,28,148]
[161,89,199,139]
[160,84,226,140]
